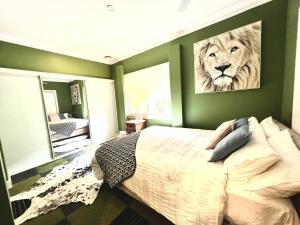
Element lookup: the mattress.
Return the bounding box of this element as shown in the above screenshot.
[51,127,89,142]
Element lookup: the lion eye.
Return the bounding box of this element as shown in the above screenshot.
[209,53,216,57]
[231,46,239,52]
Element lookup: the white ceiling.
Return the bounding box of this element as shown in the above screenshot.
[0,0,270,65]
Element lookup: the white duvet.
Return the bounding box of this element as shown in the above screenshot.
[122,126,227,225]
[92,126,300,225]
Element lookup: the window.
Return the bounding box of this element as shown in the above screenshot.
[123,63,171,120]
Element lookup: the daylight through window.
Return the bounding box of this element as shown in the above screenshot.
[123,63,171,120]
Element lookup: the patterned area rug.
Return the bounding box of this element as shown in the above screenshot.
[10,152,103,225]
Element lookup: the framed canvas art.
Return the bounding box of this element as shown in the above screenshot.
[194,21,261,93]
[70,83,81,105]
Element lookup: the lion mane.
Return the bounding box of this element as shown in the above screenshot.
[194,22,261,93]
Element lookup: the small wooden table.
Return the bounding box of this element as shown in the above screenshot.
[125,120,147,134]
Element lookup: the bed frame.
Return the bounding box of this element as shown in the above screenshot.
[292,194,300,217]
[118,185,148,205]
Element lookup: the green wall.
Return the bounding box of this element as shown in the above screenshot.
[43,82,73,114]
[281,0,300,126]
[0,40,111,78]
[113,0,293,129]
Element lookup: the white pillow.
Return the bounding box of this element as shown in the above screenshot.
[260,116,280,138]
[247,129,300,198]
[48,114,60,122]
[274,119,300,149]
[223,117,280,181]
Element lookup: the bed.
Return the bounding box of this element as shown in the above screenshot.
[49,118,91,154]
[92,118,300,225]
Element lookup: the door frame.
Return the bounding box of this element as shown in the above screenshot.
[0,139,15,225]
[43,90,59,114]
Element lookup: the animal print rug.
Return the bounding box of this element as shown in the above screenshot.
[10,152,103,225]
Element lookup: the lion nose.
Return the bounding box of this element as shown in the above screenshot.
[215,64,231,72]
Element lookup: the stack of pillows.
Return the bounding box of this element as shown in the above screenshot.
[206,117,250,162]
[246,117,300,199]
[207,116,300,200]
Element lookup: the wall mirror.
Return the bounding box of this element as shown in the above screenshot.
[41,76,92,158]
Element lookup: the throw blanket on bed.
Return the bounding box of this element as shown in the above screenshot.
[95,131,141,188]
[49,122,76,136]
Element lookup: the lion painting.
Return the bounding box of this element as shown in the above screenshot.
[194,21,261,93]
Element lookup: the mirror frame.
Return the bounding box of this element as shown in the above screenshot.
[39,76,92,160]
[0,140,15,225]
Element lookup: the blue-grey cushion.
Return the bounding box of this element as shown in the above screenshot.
[234,117,249,129]
[58,113,66,120]
[209,125,250,162]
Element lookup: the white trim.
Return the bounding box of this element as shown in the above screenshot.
[43,90,60,114]
[292,8,300,134]
[6,178,12,189]
[0,67,113,83]
[39,76,56,159]
[0,0,271,65]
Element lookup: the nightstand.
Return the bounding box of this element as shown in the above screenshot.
[125,120,147,134]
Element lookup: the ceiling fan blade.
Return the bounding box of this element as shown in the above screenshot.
[177,0,192,12]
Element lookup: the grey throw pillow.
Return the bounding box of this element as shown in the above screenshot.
[209,125,250,162]
[234,117,249,129]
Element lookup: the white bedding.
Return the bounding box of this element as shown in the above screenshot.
[122,126,227,225]
[92,126,300,225]
[225,181,300,225]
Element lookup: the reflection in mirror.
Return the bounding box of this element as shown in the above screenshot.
[0,71,118,225]
[41,77,92,158]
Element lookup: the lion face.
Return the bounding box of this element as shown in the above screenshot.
[194,21,261,93]
[203,38,248,87]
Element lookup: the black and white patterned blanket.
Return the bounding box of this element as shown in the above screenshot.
[49,122,76,136]
[95,131,141,188]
